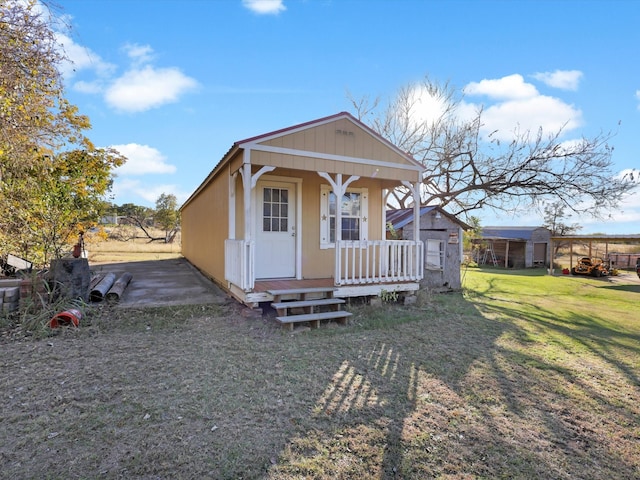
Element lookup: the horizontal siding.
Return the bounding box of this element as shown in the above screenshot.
[250,150,418,182]
[181,166,230,284]
[258,118,417,168]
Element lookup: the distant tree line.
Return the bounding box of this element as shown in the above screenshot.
[106,194,180,244]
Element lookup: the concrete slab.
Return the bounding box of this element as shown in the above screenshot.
[89,258,228,307]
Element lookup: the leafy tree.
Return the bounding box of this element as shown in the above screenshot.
[349,77,636,220]
[461,215,485,264]
[114,203,154,241]
[542,200,583,254]
[0,1,90,177]
[119,203,153,223]
[113,195,179,244]
[0,1,124,265]
[0,148,125,265]
[155,193,180,243]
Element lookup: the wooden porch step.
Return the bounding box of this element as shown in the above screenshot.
[275,310,353,330]
[271,298,345,311]
[267,286,337,303]
[267,287,336,296]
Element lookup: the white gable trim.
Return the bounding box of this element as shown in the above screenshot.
[244,143,423,173]
[237,113,422,167]
[239,114,344,145]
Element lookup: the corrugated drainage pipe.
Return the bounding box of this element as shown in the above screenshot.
[90,272,117,302]
[106,272,133,304]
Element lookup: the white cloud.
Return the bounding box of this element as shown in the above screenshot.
[532,70,583,91]
[576,189,640,233]
[618,168,640,184]
[55,31,116,80]
[123,43,155,66]
[479,95,583,141]
[53,26,198,113]
[462,74,583,142]
[242,0,286,15]
[111,178,189,206]
[110,143,177,175]
[72,80,103,95]
[463,74,539,100]
[556,169,640,234]
[105,66,198,113]
[636,90,640,110]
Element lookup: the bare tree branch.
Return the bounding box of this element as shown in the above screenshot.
[351,77,636,221]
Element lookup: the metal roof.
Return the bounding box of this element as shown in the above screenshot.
[551,234,640,242]
[386,206,435,229]
[481,226,550,241]
[386,206,471,230]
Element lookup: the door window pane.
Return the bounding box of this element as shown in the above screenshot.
[262,187,289,233]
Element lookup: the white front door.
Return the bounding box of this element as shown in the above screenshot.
[255,180,296,278]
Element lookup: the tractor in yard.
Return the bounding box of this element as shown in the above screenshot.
[571,257,610,277]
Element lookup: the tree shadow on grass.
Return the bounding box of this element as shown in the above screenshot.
[461,290,640,478]
[269,282,640,479]
[3,291,638,479]
[597,283,640,293]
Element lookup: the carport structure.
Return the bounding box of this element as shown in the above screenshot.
[549,234,640,273]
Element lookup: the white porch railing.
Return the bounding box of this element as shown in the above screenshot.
[335,240,424,285]
[224,239,255,291]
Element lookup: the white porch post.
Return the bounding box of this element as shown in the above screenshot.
[238,152,277,288]
[239,153,276,242]
[319,172,360,284]
[382,189,391,238]
[335,174,343,244]
[413,183,420,241]
[228,171,237,240]
[402,180,422,278]
[240,158,253,290]
[241,160,252,242]
[318,172,361,243]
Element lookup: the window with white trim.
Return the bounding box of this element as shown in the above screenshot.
[425,239,445,270]
[320,185,368,248]
[262,187,289,232]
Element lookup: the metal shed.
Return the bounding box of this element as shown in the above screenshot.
[475,226,551,269]
[549,234,640,273]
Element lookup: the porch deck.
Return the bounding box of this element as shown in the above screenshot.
[235,277,420,307]
[253,278,334,293]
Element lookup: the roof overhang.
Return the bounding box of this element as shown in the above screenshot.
[551,234,640,242]
[181,112,425,211]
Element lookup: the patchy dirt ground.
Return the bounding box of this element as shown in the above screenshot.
[1,303,287,479]
[1,271,639,479]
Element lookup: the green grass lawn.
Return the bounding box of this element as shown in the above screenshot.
[1,268,638,479]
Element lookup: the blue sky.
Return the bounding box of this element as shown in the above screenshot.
[52,0,639,234]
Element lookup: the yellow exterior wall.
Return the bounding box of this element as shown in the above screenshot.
[263,117,410,164]
[181,114,421,285]
[181,164,230,283]
[268,169,384,279]
[184,163,393,283]
[249,117,421,183]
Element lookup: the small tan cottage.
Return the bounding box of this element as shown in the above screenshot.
[180,112,426,307]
